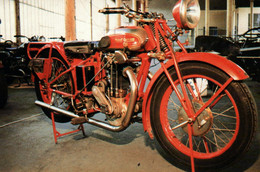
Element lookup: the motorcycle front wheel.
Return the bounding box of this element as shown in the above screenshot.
[35,56,74,122]
[150,62,257,170]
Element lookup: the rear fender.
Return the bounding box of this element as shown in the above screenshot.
[142,52,248,139]
[28,42,66,81]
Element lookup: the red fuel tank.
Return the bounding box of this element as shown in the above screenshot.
[99,26,148,51]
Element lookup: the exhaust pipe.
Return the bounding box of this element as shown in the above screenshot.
[35,100,121,131]
[35,67,138,132]
[35,100,80,118]
[121,67,138,128]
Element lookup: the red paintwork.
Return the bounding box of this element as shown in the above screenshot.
[107,33,141,50]
[51,112,85,143]
[142,52,248,138]
[174,52,249,80]
[106,26,148,51]
[172,0,182,28]
[143,25,157,51]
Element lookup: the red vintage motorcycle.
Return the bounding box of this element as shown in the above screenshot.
[27,0,257,171]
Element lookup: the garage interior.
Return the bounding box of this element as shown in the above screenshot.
[0,0,259,171]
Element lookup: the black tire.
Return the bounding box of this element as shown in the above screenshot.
[0,68,8,108]
[34,56,74,123]
[150,62,257,171]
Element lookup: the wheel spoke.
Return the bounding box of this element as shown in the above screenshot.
[178,134,186,141]
[211,119,235,140]
[213,85,219,95]
[212,112,236,119]
[210,93,225,109]
[169,96,180,110]
[195,139,202,152]
[214,131,228,147]
[210,128,235,132]
[192,136,199,151]
[197,78,208,97]
[202,137,210,153]
[171,120,189,130]
[203,135,223,150]
[185,136,189,147]
[212,129,219,151]
[185,80,199,100]
[187,78,208,100]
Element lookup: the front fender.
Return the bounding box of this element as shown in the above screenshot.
[176,52,248,80]
[142,52,248,139]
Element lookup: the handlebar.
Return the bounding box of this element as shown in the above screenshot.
[98,5,162,22]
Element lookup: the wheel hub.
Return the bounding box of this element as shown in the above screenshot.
[178,99,213,136]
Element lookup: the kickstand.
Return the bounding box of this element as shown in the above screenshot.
[51,112,86,144]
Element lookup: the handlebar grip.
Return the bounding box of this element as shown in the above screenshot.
[14,35,26,38]
[98,8,126,14]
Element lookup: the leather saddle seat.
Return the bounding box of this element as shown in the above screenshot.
[64,41,99,55]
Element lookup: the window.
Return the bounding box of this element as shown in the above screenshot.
[248,14,260,28]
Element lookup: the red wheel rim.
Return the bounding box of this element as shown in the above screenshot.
[159,75,240,159]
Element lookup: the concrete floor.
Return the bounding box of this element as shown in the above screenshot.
[0,80,259,172]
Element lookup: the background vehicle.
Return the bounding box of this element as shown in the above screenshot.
[0,35,8,108]
[0,65,8,108]
[195,28,260,82]
[0,35,45,86]
[234,27,260,81]
[0,45,8,108]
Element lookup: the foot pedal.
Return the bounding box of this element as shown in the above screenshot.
[71,117,87,125]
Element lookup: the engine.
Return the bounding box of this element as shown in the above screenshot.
[78,50,137,126]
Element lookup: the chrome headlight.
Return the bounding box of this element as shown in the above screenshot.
[172,0,200,29]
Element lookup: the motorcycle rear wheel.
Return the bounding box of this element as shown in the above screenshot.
[35,56,74,122]
[150,62,257,170]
